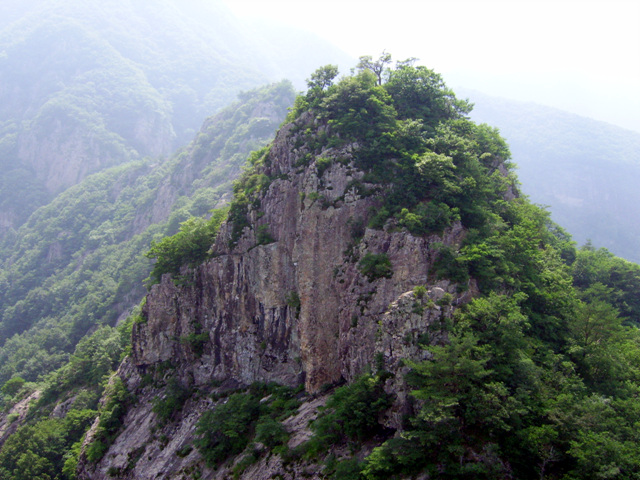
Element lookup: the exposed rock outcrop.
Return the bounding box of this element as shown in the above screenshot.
[0,389,42,452]
[17,111,173,197]
[132,115,471,394]
[77,111,491,479]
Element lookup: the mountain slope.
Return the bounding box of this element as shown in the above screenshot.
[2,56,640,479]
[0,81,295,385]
[72,62,640,480]
[460,88,640,262]
[64,62,640,480]
[0,0,351,235]
[74,61,506,480]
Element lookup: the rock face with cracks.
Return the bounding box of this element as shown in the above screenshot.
[132,115,469,394]
[78,113,488,479]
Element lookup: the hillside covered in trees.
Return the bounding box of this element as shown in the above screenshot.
[0,2,639,477]
[0,0,350,236]
[0,56,633,479]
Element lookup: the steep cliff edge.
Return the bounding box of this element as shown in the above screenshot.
[0,81,295,392]
[131,111,475,396]
[76,63,517,479]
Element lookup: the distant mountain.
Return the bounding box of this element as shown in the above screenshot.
[0,80,295,384]
[2,52,640,480]
[460,88,640,262]
[0,0,351,235]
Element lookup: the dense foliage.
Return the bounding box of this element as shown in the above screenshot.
[0,310,133,480]
[195,392,261,467]
[275,55,640,479]
[83,376,131,463]
[303,374,391,459]
[194,383,300,468]
[571,243,640,323]
[0,413,95,480]
[358,253,394,281]
[358,278,640,478]
[287,55,513,243]
[0,81,293,386]
[145,207,228,285]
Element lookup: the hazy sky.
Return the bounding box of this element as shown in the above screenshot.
[223,0,640,133]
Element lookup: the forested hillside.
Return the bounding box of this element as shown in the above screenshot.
[0,2,639,476]
[0,81,294,386]
[61,58,640,479]
[0,0,350,235]
[461,89,640,262]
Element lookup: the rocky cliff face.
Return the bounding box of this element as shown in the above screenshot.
[17,109,174,196]
[132,113,474,393]
[78,110,487,479]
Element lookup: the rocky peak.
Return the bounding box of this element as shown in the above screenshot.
[131,108,478,395]
[79,65,516,478]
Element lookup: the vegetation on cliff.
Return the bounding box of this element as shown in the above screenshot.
[0,82,293,480]
[199,55,640,479]
[0,81,294,388]
[2,52,640,480]
[120,55,640,479]
[315,59,640,479]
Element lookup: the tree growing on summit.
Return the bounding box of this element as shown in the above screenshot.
[386,65,472,126]
[305,64,339,107]
[306,64,339,92]
[356,51,392,85]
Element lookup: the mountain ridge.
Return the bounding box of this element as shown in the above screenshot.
[0,0,351,236]
[75,62,561,479]
[460,87,640,262]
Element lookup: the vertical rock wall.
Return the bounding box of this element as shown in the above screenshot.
[132,115,469,393]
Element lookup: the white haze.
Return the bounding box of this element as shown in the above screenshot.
[223,0,640,134]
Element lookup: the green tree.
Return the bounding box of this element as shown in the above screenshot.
[383,294,554,477]
[1,376,25,397]
[385,65,472,129]
[145,207,228,284]
[358,253,393,281]
[304,374,391,459]
[254,417,289,449]
[572,244,640,324]
[85,377,130,463]
[356,51,392,85]
[194,393,260,467]
[0,419,68,480]
[306,64,340,105]
[319,71,397,144]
